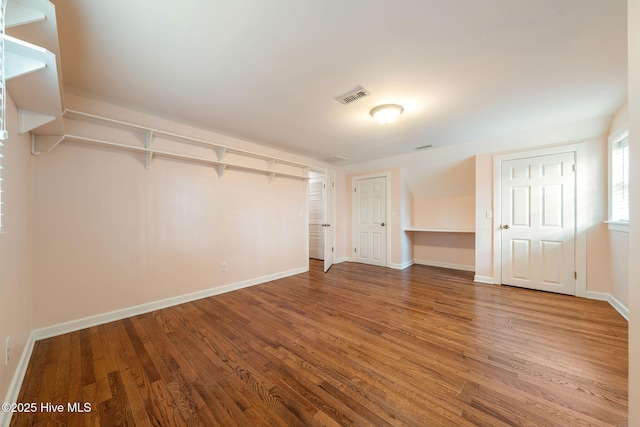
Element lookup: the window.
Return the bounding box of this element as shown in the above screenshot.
[608,126,629,232]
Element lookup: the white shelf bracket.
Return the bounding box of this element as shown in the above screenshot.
[31,134,64,155]
[217,164,226,178]
[216,147,226,162]
[145,131,154,169]
[268,171,276,184]
[30,134,38,155]
[18,109,55,134]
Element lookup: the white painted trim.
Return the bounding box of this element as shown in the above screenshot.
[607,294,629,320]
[607,124,629,227]
[335,257,352,264]
[390,259,414,270]
[31,267,307,341]
[585,290,609,301]
[474,275,496,284]
[585,291,629,321]
[492,143,586,297]
[0,332,37,427]
[351,172,392,268]
[605,220,629,233]
[414,259,475,272]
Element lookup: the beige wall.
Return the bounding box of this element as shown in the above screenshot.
[399,168,414,266]
[413,196,475,270]
[608,102,630,307]
[628,0,640,423]
[475,154,494,280]
[30,95,332,328]
[0,97,33,414]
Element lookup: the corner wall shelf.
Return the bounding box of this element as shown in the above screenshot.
[404,226,475,233]
[4,0,65,137]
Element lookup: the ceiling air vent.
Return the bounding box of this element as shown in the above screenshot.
[325,155,348,163]
[336,87,370,105]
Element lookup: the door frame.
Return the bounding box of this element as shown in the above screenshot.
[324,169,336,272]
[351,172,391,268]
[492,143,586,297]
[306,167,337,272]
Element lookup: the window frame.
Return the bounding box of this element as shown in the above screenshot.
[607,124,629,232]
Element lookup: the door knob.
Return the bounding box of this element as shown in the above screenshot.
[502,224,510,229]
[381,222,385,227]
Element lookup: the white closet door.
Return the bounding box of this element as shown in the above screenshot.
[354,176,387,267]
[501,152,576,295]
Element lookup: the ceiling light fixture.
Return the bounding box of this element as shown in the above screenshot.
[370,104,404,124]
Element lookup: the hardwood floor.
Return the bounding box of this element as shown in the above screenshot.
[11,261,628,426]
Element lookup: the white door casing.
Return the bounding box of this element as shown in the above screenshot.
[323,170,335,272]
[353,176,387,267]
[500,152,576,295]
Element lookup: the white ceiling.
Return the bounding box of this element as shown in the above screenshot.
[52,0,627,165]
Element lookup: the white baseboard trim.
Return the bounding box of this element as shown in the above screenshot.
[334,257,352,264]
[585,291,629,321]
[2,266,309,427]
[390,260,415,270]
[32,266,307,342]
[607,294,629,320]
[1,331,37,427]
[474,275,496,284]
[585,290,609,301]
[413,259,475,272]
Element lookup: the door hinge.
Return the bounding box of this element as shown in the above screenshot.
[332,247,334,252]
[354,248,357,253]
[324,184,326,188]
[354,187,356,192]
[572,164,576,172]
[574,271,577,279]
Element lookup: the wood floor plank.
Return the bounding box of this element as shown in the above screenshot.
[9,260,628,426]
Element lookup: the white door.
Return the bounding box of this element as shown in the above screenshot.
[308,178,324,260]
[323,171,334,272]
[354,176,387,266]
[501,152,576,295]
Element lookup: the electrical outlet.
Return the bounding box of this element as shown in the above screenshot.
[221,263,227,272]
[4,337,9,365]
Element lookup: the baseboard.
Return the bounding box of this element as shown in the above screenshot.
[334,257,352,264]
[390,260,414,270]
[1,331,37,427]
[413,259,475,272]
[474,275,495,284]
[2,266,308,427]
[607,294,629,320]
[32,266,308,342]
[585,291,629,321]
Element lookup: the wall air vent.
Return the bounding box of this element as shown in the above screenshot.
[336,87,370,105]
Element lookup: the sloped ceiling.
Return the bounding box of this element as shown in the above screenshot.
[52,0,627,165]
